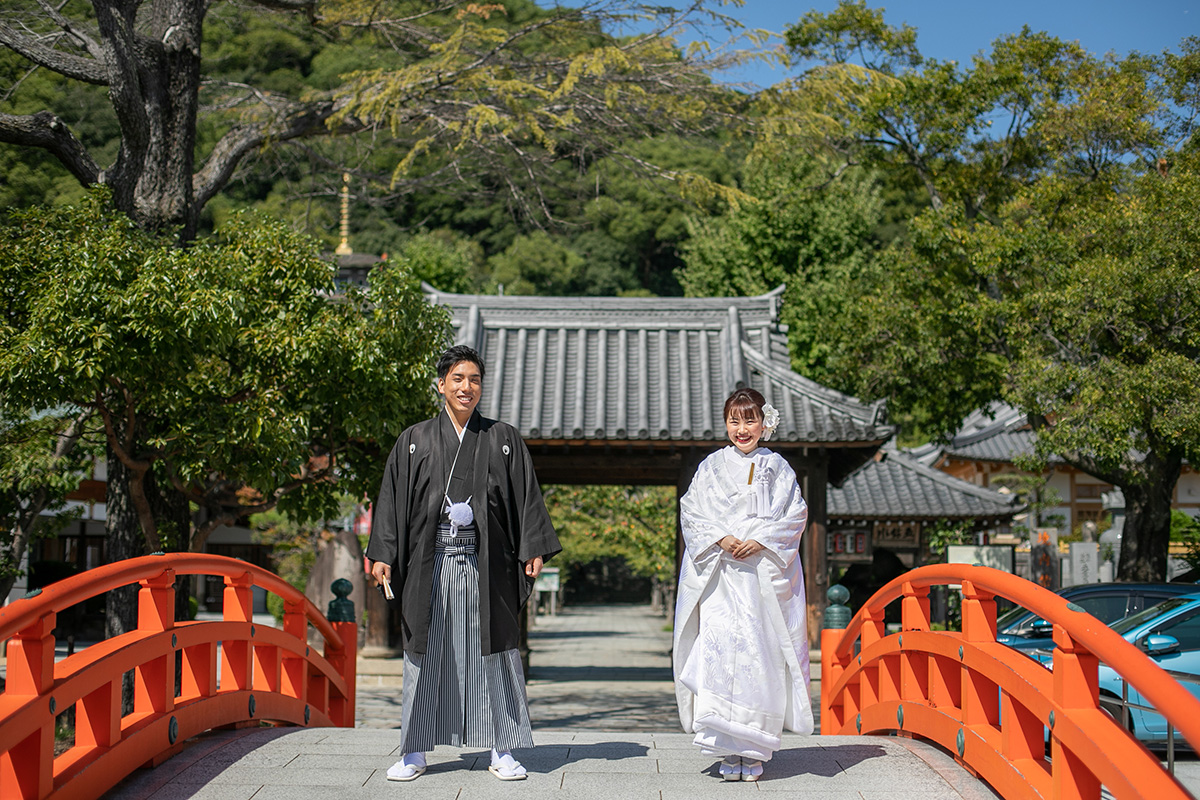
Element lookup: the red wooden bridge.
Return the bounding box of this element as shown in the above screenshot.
[2,558,1198,799]
[821,564,1200,800]
[0,553,356,799]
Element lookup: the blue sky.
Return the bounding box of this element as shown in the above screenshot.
[704,0,1197,88]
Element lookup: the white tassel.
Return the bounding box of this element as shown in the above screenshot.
[446,496,474,537]
[751,467,771,518]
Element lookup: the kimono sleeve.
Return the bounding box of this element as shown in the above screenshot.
[365,430,411,571]
[511,434,562,563]
[679,457,731,565]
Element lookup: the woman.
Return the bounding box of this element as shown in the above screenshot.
[673,387,813,781]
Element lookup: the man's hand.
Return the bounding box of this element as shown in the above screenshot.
[731,539,765,559]
[370,560,392,587]
[525,556,544,579]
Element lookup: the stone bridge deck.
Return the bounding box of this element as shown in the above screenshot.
[107,727,1002,800]
[104,604,1197,799]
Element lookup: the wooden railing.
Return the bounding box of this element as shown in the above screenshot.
[820,565,1200,800]
[0,553,357,800]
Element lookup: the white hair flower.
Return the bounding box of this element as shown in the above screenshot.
[761,402,780,441]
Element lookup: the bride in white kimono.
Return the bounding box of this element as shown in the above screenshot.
[673,387,813,782]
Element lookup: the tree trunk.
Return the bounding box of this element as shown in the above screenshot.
[105,444,144,713]
[1116,454,1181,582]
[0,490,48,602]
[93,0,206,238]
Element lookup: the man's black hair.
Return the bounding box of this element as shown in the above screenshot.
[436,345,486,381]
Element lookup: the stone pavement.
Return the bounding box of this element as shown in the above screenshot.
[357,603,819,731]
[106,603,1198,799]
[106,726,1002,800]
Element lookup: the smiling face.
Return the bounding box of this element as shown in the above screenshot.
[726,409,765,455]
[437,360,482,422]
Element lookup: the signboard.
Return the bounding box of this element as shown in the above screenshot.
[874,522,919,547]
[1033,527,1059,546]
[1068,542,1100,585]
[534,567,561,593]
[946,544,1015,574]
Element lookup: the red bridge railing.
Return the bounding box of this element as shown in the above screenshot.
[820,564,1200,800]
[0,553,357,800]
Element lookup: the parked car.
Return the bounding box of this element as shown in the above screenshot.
[995,582,1200,655]
[1031,594,1200,744]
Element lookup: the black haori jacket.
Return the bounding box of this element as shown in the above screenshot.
[366,408,561,656]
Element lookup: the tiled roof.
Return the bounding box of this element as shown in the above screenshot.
[939,403,1038,463]
[829,446,1019,522]
[424,285,892,446]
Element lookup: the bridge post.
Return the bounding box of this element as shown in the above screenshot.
[281,600,309,706]
[960,581,999,729]
[325,579,358,727]
[135,569,177,717]
[0,610,56,799]
[858,604,886,709]
[820,585,851,735]
[1051,624,1101,800]
[900,582,930,704]
[222,572,255,692]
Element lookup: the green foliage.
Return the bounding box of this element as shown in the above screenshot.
[381,230,484,296]
[0,404,92,586]
[988,472,1061,536]
[678,144,882,381]
[1172,510,1200,572]
[1171,509,1200,542]
[923,519,973,561]
[251,507,326,623]
[543,485,676,581]
[775,1,1169,218]
[0,190,447,550]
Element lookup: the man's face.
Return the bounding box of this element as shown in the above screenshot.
[437,360,483,418]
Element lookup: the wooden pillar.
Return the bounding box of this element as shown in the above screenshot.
[674,448,705,620]
[792,450,829,648]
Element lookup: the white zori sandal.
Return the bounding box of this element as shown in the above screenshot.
[741,759,764,782]
[719,755,741,781]
[488,749,528,781]
[386,752,426,782]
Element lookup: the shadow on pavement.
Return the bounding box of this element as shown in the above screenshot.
[527,666,672,681]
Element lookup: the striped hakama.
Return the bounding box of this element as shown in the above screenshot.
[399,524,534,752]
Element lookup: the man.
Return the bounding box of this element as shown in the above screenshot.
[367,345,561,782]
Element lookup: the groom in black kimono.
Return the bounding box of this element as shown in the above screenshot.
[367,345,560,782]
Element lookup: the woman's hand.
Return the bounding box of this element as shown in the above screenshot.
[717,535,742,554]
[731,539,764,559]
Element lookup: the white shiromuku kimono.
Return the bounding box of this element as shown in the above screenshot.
[673,445,813,761]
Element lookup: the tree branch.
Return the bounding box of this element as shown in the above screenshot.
[194,100,359,208]
[34,0,105,61]
[0,21,108,84]
[0,111,101,185]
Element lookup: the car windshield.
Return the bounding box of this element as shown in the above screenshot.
[1110,597,1194,636]
[996,605,1028,631]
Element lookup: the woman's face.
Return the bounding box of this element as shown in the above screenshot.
[726,409,764,455]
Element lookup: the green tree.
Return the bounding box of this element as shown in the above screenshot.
[0,404,96,600]
[835,163,1200,581]
[0,191,447,556]
[774,1,1162,218]
[543,485,676,583]
[0,0,745,238]
[774,3,1200,580]
[678,144,882,381]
